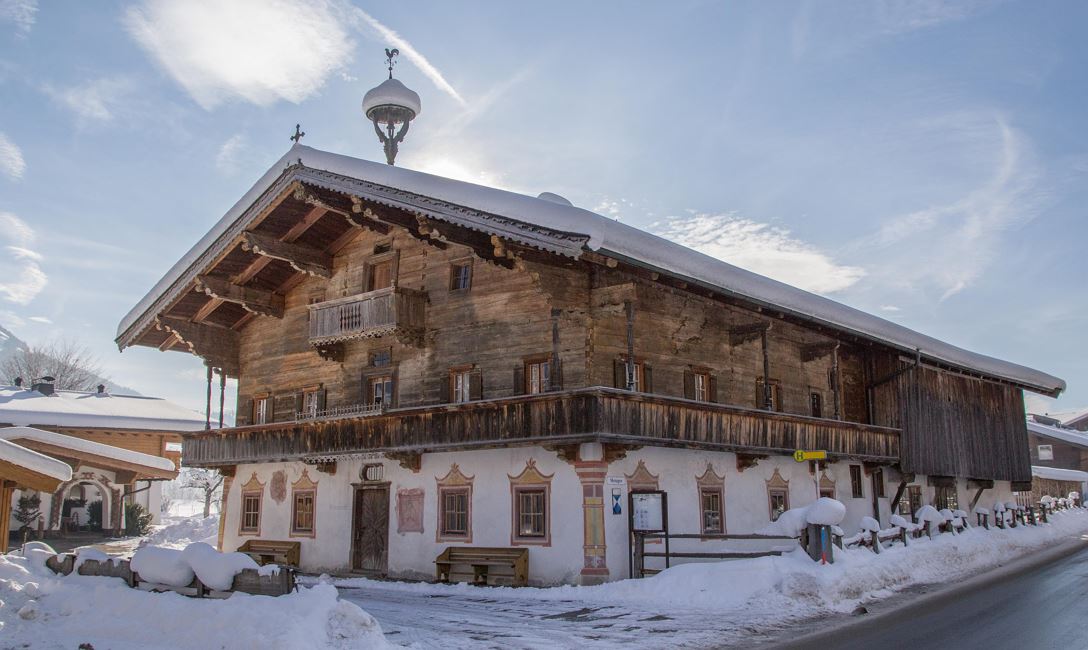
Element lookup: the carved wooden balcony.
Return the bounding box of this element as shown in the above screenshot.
[183,388,901,468]
[307,287,426,347]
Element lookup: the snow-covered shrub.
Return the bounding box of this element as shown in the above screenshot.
[131,547,194,587]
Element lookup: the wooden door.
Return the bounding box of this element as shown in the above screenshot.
[352,486,390,575]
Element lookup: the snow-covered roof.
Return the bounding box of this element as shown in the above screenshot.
[0,386,205,432]
[116,144,1065,396]
[0,437,73,482]
[1047,408,1088,428]
[1026,419,1088,450]
[1031,465,1088,483]
[0,426,176,473]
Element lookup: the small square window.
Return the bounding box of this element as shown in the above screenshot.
[449,262,472,291]
[369,349,392,368]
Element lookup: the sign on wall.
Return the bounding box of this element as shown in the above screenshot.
[630,491,666,532]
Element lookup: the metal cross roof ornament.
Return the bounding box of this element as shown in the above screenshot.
[362,48,421,165]
[385,48,399,79]
[290,124,305,144]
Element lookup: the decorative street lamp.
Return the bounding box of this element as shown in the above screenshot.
[362,48,421,165]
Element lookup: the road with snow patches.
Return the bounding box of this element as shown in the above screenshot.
[775,544,1088,650]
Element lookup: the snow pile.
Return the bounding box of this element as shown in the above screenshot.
[142,514,220,549]
[760,498,846,536]
[131,546,194,587]
[181,542,261,591]
[858,517,880,532]
[0,547,394,649]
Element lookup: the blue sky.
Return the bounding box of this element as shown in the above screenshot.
[0,0,1084,419]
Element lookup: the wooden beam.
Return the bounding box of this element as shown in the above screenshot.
[241,231,332,278]
[191,298,224,325]
[156,316,240,373]
[195,275,284,318]
[158,332,179,352]
[800,341,839,363]
[729,322,770,347]
[0,460,64,492]
[293,186,390,234]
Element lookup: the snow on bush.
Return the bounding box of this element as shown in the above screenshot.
[182,542,261,591]
[131,546,194,587]
[858,516,880,532]
[0,547,394,649]
[915,505,943,524]
[760,498,846,536]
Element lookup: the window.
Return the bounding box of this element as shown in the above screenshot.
[526,360,550,394]
[373,242,391,255]
[369,348,392,367]
[241,493,261,532]
[451,368,472,403]
[292,490,315,535]
[935,486,959,511]
[873,468,886,498]
[440,488,470,538]
[768,488,789,522]
[301,389,319,418]
[516,489,547,538]
[1038,444,1054,461]
[810,392,823,418]
[756,378,781,411]
[898,485,923,517]
[367,258,393,292]
[700,488,724,534]
[367,374,394,407]
[615,358,646,391]
[449,261,472,291]
[849,465,864,499]
[253,396,269,425]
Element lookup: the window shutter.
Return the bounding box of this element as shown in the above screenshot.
[683,370,695,399]
[643,364,653,393]
[440,374,452,403]
[317,388,327,411]
[512,365,525,396]
[295,392,304,417]
[755,380,764,408]
[552,357,563,391]
[469,368,484,401]
[391,367,399,407]
[238,399,252,426]
[709,375,718,403]
[613,358,626,389]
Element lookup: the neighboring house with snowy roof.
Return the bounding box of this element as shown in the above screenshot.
[0,436,72,553]
[1044,408,1088,432]
[113,141,1065,584]
[1020,415,1088,506]
[0,378,205,539]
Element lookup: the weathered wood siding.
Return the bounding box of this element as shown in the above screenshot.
[872,362,1030,482]
[187,389,899,466]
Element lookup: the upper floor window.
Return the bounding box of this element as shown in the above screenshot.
[367,374,394,407]
[1037,444,1054,461]
[810,392,823,418]
[253,396,269,425]
[756,378,781,411]
[451,368,472,403]
[615,357,649,392]
[527,360,550,394]
[369,348,392,368]
[449,261,472,292]
[684,368,715,402]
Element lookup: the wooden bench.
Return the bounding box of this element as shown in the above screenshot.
[237,540,301,567]
[435,547,528,587]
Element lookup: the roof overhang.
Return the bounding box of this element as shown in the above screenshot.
[0,438,72,492]
[0,427,177,480]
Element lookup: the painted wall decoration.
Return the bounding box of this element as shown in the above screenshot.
[396,488,424,534]
[270,470,288,503]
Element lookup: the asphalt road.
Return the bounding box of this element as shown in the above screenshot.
[776,543,1088,650]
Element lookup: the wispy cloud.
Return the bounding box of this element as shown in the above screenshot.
[44,76,134,123]
[0,212,47,305]
[652,212,866,294]
[0,132,25,179]
[341,5,466,107]
[856,114,1044,300]
[27,315,51,324]
[0,0,36,34]
[215,134,246,175]
[124,0,352,110]
[874,0,999,35]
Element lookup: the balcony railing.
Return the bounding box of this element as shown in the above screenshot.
[295,402,383,423]
[183,388,901,467]
[308,287,425,345]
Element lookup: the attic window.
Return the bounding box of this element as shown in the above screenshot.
[373,242,391,255]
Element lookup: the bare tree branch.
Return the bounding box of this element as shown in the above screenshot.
[1,339,103,391]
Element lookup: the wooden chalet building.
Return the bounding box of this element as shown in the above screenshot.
[1022,414,1088,504]
[116,144,1064,584]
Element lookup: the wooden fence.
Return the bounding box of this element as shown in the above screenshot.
[632,531,798,577]
[44,553,296,598]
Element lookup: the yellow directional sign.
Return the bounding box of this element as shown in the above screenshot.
[793,449,828,462]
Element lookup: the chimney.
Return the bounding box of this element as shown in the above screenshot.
[13,377,22,387]
[97,384,107,395]
[32,376,56,396]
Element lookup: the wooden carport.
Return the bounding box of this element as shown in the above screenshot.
[0,438,72,553]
